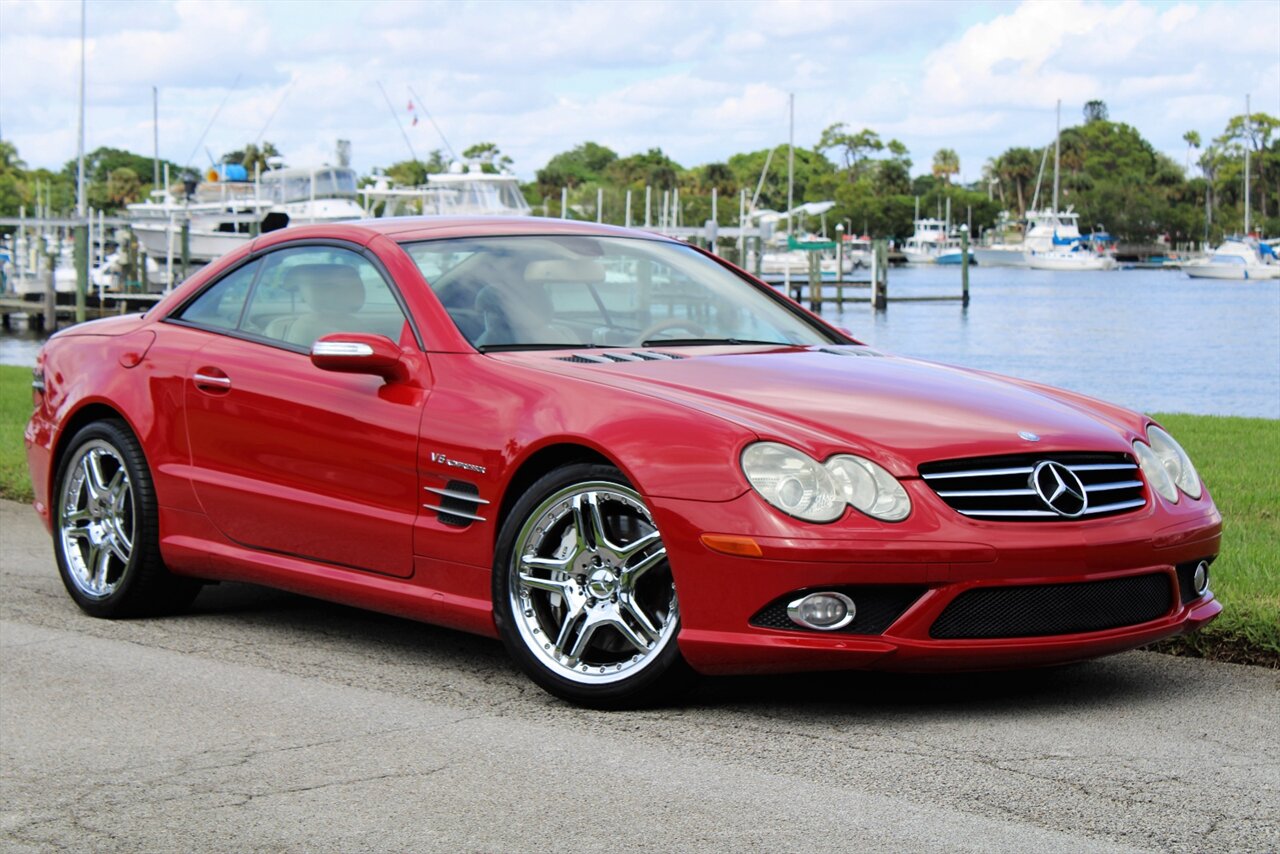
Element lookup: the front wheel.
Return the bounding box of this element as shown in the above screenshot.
[53,419,200,618]
[493,464,693,708]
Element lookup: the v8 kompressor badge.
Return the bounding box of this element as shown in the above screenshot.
[430,451,487,474]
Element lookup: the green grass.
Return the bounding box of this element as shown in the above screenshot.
[0,365,34,503]
[0,364,1274,664]
[1148,413,1280,666]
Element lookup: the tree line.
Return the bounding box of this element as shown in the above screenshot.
[1,101,1275,243]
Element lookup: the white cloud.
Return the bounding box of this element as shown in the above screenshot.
[0,0,1276,187]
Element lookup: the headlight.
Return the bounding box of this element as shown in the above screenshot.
[740,443,844,522]
[741,442,911,523]
[1133,425,1202,504]
[1133,440,1177,503]
[1146,425,1202,499]
[826,455,912,521]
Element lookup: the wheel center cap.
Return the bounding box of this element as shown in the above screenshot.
[586,568,618,599]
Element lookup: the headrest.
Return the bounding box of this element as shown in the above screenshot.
[285,264,365,314]
[476,282,553,320]
[524,259,605,284]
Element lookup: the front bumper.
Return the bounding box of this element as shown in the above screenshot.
[652,485,1223,676]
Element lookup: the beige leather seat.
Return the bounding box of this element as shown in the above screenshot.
[264,264,366,347]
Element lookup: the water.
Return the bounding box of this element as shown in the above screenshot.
[817,266,1279,419]
[3,267,1277,418]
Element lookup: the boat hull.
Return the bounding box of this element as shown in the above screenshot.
[132,224,250,263]
[972,247,1027,268]
[1184,264,1280,280]
[1026,253,1116,271]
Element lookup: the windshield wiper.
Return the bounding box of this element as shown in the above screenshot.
[640,337,792,348]
[477,343,620,353]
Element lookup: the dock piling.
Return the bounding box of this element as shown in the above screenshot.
[960,225,971,307]
[74,224,88,323]
[872,240,889,311]
[808,251,821,311]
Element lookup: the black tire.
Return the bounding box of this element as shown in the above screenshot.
[51,419,201,618]
[492,463,695,709]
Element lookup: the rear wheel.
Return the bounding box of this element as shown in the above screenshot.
[53,419,200,618]
[493,463,693,708]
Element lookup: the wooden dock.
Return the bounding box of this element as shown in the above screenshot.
[0,293,162,331]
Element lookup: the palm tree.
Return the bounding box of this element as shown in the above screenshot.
[1183,131,1201,174]
[932,148,960,184]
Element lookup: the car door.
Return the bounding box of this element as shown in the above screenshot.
[170,242,426,578]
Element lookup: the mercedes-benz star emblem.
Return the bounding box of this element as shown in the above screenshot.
[1031,460,1088,517]
[1018,431,1041,442]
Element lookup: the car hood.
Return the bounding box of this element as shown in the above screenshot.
[496,345,1144,476]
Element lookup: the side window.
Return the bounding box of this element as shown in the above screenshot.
[243,246,409,349]
[174,260,259,330]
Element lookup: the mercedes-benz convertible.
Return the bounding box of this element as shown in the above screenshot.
[25,217,1222,707]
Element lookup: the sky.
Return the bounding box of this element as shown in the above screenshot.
[1,0,1278,186]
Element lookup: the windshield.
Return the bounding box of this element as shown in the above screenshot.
[402,235,838,350]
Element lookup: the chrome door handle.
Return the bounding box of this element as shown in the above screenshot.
[192,372,232,388]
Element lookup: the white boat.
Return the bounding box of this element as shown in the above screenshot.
[1183,239,1280,280]
[129,164,364,263]
[841,234,872,269]
[1026,245,1117,271]
[361,161,531,217]
[261,165,365,223]
[972,243,1026,267]
[902,218,959,264]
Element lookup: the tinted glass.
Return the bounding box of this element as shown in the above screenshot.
[176,259,259,330]
[241,246,408,349]
[402,235,834,350]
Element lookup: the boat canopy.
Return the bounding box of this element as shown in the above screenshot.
[262,167,359,203]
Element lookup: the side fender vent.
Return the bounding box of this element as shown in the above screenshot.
[423,480,489,527]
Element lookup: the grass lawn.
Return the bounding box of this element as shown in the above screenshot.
[0,365,34,504]
[0,363,1275,664]
[1147,413,1280,666]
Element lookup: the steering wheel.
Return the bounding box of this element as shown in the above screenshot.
[632,318,706,346]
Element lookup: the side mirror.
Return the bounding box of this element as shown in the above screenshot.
[310,333,409,383]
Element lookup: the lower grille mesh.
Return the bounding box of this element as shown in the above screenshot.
[930,573,1172,639]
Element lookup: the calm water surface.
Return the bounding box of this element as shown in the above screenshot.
[3,267,1277,418]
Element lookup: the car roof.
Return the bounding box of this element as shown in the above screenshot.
[327,216,681,243]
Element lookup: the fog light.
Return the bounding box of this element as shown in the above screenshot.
[1193,561,1209,595]
[787,592,856,631]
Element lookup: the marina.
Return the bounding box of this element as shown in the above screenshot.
[4,264,1276,420]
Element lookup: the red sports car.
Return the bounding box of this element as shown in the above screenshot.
[25,218,1221,707]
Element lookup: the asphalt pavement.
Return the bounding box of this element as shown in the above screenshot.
[2,499,1277,852]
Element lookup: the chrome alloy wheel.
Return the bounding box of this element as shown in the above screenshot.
[58,440,136,600]
[508,482,678,685]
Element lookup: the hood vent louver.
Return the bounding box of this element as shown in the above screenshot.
[819,347,883,358]
[556,351,686,364]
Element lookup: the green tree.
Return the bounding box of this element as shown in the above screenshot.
[1083,100,1109,124]
[220,141,282,176]
[1183,130,1201,174]
[932,148,960,184]
[535,142,618,195]
[816,124,884,180]
[461,142,513,174]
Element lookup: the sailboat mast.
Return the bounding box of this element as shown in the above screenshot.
[1244,94,1251,235]
[1052,99,1060,215]
[152,86,159,189]
[786,93,795,234]
[75,0,86,218]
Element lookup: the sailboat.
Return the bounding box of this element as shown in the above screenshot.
[1024,100,1116,271]
[1185,96,1280,281]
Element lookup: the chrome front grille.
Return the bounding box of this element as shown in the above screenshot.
[919,452,1146,521]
